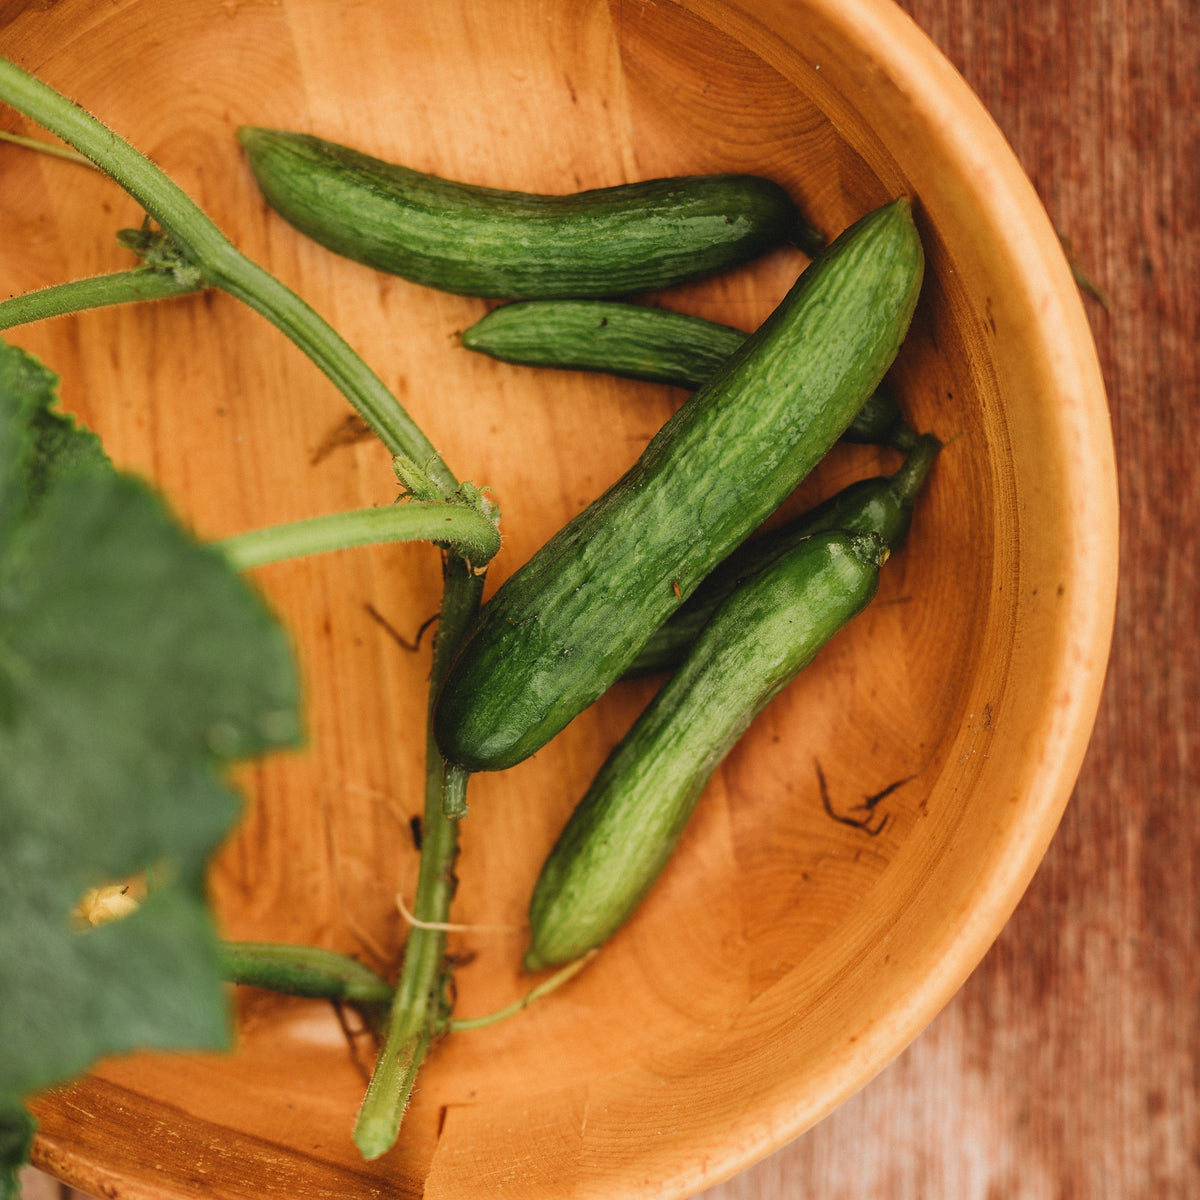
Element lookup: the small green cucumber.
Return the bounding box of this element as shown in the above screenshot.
[461,300,917,450]
[525,529,888,970]
[217,942,393,1007]
[237,127,822,299]
[462,300,746,387]
[434,199,924,772]
[624,432,941,676]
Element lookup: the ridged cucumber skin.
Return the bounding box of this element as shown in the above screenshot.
[525,530,887,971]
[462,301,745,387]
[625,432,941,676]
[238,127,810,299]
[461,300,916,449]
[434,199,924,773]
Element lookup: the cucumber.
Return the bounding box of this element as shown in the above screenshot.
[237,127,822,299]
[461,300,917,450]
[463,300,746,387]
[434,199,924,773]
[525,529,888,970]
[625,432,941,676]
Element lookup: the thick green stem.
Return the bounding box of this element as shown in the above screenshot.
[353,556,482,1160]
[219,502,500,572]
[0,269,199,331]
[0,56,454,492]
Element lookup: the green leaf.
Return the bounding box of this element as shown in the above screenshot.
[0,341,110,531]
[0,340,303,1169]
[0,1107,34,1200]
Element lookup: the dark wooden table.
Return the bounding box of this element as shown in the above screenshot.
[19,0,1196,1196]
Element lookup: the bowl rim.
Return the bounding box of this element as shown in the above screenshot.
[666,0,1118,1190]
[13,0,1118,1195]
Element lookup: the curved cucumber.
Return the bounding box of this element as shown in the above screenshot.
[434,199,924,772]
[461,300,917,450]
[525,530,887,970]
[237,127,821,299]
[625,432,941,676]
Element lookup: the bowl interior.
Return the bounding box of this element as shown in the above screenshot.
[5,0,1115,1197]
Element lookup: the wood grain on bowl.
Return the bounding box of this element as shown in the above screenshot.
[1,0,1116,1196]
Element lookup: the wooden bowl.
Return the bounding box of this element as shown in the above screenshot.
[3,0,1116,1196]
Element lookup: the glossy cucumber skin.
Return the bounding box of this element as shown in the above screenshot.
[461,300,916,449]
[434,199,924,772]
[238,127,813,299]
[625,432,941,676]
[525,530,886,970]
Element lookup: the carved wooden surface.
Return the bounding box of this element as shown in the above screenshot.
[10,0,1193,1195]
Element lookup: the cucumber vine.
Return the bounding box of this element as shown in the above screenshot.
[0,54,500,1179]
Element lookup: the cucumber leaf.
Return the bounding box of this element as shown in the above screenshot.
[0,340,303,1196]
[0,339,103,533]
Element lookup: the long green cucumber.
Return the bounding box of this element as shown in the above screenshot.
[461,300,917,450]
[434,199,924,772]
[625,432,941,676]
[525,529,888,970]
[237,127,822,299]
